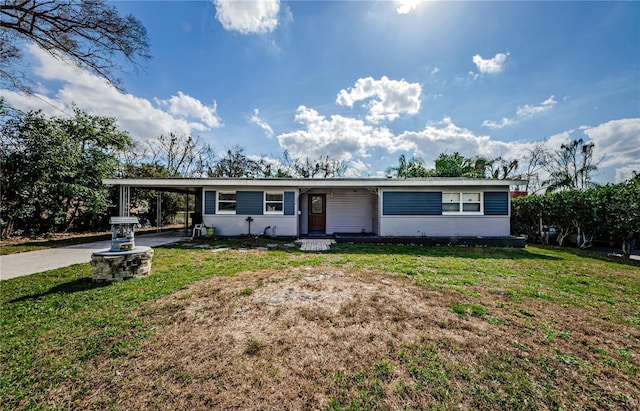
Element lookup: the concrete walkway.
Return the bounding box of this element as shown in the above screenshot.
[0,231,189,281]
[297,238,336,251]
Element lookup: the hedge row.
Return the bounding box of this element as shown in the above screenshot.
[511,178,640,257]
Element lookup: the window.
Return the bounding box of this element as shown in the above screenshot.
[442,192,482,214]
[217,192,236,213]
[442,193,460,212]
[264,192,284,214]
[462,193,481,212]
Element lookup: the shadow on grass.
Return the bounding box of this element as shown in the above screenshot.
[327,242,640,266]
[546,245,640,268]
[326,243,562,260]
[9,277,110,303]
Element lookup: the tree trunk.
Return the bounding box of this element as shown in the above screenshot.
[622,239,631,259]
[1,218,14,239]
[557,228,571,247]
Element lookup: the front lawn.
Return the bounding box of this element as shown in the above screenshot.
[1,243,638,410]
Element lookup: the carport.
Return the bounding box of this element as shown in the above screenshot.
[106,179,204,233]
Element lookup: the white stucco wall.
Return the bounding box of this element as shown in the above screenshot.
[201,185,298,237]
[198,183,513,237]
[378,215,511,237]
[202,215,297,237]
[378,186,512,237]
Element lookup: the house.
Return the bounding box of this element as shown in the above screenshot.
[103,178,525,242]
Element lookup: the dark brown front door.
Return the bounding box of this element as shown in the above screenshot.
[308,194,326,232]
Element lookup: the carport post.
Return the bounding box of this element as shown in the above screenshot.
[156,192,162,232]
[185,193,189,234]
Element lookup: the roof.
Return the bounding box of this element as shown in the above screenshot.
[102,177,526,192]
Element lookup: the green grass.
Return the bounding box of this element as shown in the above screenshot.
[1,242,639,410]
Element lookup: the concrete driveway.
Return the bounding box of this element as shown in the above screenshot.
[0,231,189,281]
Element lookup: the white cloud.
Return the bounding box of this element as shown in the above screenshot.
[276,100,637,183]
[156,91,220,128]
[0,44,221,140]
[481,117,514,130]
[395,0,421,14]
[213,0,280,35]
[430,66,440,75]
[613,164,640,184]
[344,159,370,177]
[0,89,69,116]
[482,95,557,129]
[582,118,640,182]
[472,52,510,74]
[276,105,396,160]
[336,76,422,123]
[249,108,274,138]
[516,95,556,118]
[394,117,522,163]
[276,108,524,171]
[526,120,640,184]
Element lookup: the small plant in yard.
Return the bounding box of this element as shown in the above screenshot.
[487,316,507,325]
[373,359,394,380]
[469,304,490,317]
[451,303,467,317]
[238,287,253,296]
[451,303,490,318]
[245,339,263,355]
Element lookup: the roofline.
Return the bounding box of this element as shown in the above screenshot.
[102,177,527,189]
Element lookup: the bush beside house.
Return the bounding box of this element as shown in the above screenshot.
[511,178,640,257]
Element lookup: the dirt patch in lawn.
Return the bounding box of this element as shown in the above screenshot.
[75,267,639,410]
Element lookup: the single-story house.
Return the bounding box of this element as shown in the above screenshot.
[103,178,525,240]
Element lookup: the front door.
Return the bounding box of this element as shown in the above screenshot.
[308,194,326,233]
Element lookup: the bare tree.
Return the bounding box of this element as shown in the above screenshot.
[208,145,262,178]
[519,142,551,194]
[543,138,599,193]
[205,147,348,179]
[489,157,520,180]
[282,151,348,178]
[148,133,213,177]
[1,0,150,92]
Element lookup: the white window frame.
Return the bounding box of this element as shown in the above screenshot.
[264,191,284,214]
[217,191,237,214]
[442,191,483,215]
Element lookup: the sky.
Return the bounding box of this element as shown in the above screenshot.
[2,0,639,183]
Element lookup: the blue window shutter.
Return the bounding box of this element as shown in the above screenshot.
[284,191,295,215]
[484,192,509,215]
[236,191,263,215]
[204,191,216,214]
[382,192,442,215]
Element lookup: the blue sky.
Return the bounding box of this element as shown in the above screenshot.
[3,0,639,183]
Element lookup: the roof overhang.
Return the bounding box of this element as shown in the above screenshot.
[102,177,527,191]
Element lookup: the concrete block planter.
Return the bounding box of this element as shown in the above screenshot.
[91,246,154,282]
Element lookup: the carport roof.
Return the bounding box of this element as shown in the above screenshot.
[103,177,526,192]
